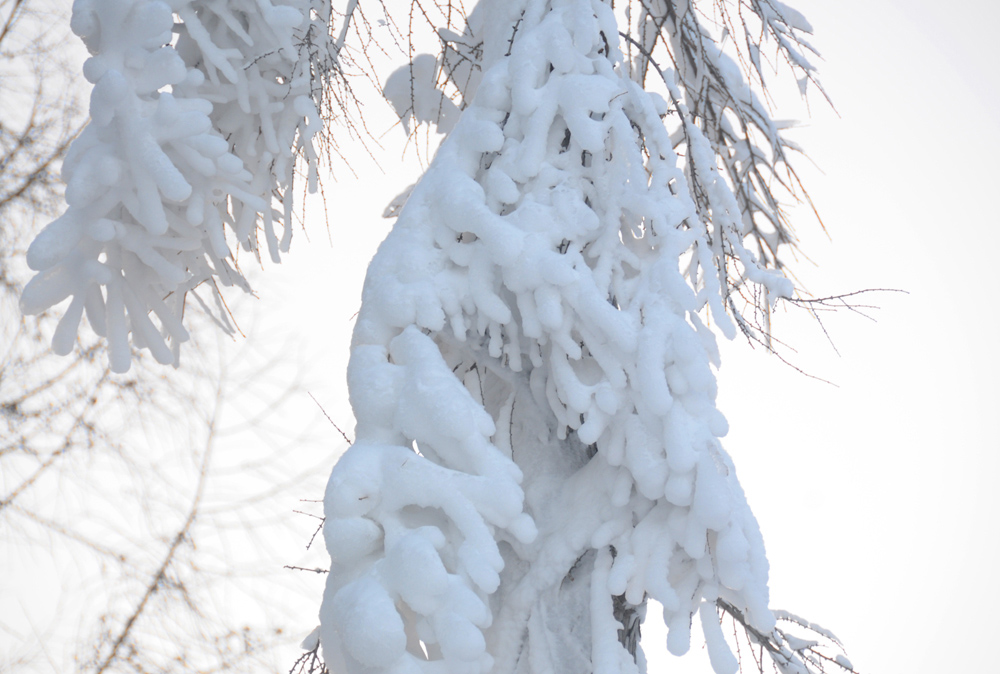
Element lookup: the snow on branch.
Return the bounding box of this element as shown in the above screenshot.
[20,0,332,371]
[624,0,825,337]
[398,0,827,347]
[718,601,860,674]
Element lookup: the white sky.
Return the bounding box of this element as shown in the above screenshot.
[235,0,1000,671]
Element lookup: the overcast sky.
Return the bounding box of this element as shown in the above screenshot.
[710,2,1000,672]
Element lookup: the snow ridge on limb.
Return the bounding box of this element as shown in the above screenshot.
[21,0,330,371]
[323,1,783,674]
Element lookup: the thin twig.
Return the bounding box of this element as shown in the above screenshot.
[308,392,352,444]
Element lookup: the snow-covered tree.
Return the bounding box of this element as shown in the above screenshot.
[320,2,853,674]
[20,1,858,673]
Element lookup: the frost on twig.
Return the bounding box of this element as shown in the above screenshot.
[626,0,825,295]
[20,0,333,371]
[718,601,860,674]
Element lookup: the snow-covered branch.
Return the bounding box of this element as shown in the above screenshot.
[20,0,332,371]
[718,601,859,674]
[389,0,825,345]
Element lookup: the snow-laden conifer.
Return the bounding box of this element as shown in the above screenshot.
[321,2,803,673]
[20,0,329,371]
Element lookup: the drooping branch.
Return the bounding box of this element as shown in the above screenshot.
[718,599,859,674]
[20,0,337,371]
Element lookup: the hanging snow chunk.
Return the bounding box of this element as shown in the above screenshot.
[384,54,461,135]
[328,576,407,667]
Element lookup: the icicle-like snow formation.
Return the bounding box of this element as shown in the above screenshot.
[21,0,329,371]
[322,2,784,674]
